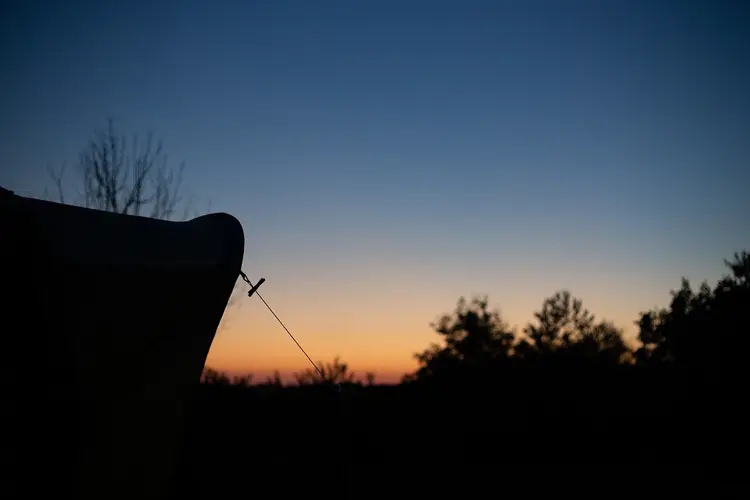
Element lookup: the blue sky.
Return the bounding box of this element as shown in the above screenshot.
[2,0,748,379]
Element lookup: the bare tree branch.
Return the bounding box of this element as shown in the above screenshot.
[51,118,190,221]
[45,164,66,204]
[46,118,241,320]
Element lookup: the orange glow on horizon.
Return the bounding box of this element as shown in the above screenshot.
[206,284,642,385]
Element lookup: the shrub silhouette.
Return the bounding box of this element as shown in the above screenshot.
[294,355,356,386]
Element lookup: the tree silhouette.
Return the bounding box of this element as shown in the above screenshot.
[635,251,750,381]
[46,118,192,220]
[411,296,516,382]
[232,375,253,387]
[201,367,231,386]
[266,370,284,387]
[630,250,750,455]
[294,356,356,386]
[516,290,629,366]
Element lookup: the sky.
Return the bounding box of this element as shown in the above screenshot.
[2,0,748,383]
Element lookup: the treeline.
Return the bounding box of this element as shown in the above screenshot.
[176,249,749,492]
[201,356,373,388]
[202,250,749,393]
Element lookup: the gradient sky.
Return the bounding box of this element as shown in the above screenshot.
[2,0,748,383]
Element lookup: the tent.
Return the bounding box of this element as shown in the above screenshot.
[2,186,244,499]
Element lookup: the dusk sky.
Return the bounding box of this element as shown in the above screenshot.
[2,0,748,383]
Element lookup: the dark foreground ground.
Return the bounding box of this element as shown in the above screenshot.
[175,373,748,498]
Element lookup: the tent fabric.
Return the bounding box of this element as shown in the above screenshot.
[2,187,244,500]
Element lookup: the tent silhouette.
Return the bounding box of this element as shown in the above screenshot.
[2,187,244,499]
